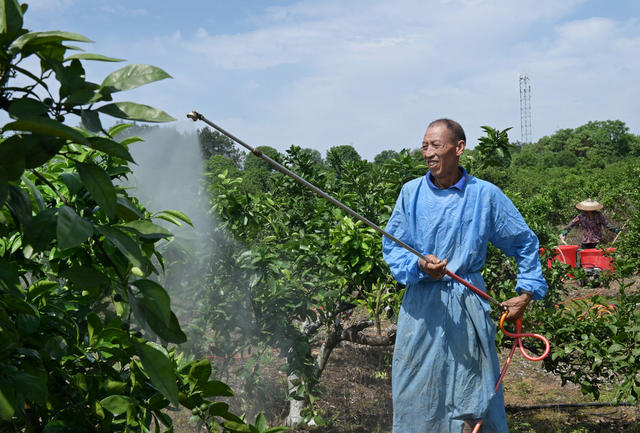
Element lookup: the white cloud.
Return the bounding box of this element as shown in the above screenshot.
[18,0,640,160]
[550,17,619,56]
[186,25,329,70]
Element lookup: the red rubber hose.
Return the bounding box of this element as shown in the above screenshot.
[472,312,550,432]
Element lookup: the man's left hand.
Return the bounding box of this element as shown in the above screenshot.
[501,292,532,322]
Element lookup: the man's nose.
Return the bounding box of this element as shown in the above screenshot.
[423,146,435,157]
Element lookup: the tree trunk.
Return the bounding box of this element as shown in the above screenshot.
[285,372,304,427]
[284,316,396,426]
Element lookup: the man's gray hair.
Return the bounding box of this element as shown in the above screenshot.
[428,119,466,143]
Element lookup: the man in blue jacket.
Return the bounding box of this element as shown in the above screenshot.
[383,119,547,433]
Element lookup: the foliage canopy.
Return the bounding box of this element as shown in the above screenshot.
[0,2,270,432]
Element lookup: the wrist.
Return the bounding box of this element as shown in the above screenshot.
[519,289,533,299]
[416,259,428,278]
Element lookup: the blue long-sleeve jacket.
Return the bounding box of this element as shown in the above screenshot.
[383,170,547,300]
[383,170,547,433]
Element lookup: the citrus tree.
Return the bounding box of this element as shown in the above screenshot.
[485,156,640,403]
[199,146,426,425]
[194,100,640,423]
[0,2,273,431]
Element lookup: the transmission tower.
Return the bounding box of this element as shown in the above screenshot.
[519,73,532,144]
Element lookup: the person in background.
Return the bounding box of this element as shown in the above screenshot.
[559,199,620,249]
[383,118,548,433]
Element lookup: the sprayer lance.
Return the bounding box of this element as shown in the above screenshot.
[187,110,507,312]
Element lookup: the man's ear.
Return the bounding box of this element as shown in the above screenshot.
[456,140,466,157]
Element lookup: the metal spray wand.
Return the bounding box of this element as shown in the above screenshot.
[187,110,507,312]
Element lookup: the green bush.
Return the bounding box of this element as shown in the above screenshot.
[0,2,258,431]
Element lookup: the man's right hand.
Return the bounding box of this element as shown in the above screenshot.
[418,254,448,279]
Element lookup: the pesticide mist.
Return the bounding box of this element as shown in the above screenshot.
[122,125,274,418]
[123,126,214,311]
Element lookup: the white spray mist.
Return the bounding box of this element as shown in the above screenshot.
[123,126,214,316]
[123,125,279,422]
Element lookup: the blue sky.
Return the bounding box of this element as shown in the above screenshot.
[22,0,640,161]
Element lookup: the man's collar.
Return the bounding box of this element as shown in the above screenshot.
[427,166,468,191]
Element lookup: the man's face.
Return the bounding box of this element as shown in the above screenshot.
[421,124,465,181]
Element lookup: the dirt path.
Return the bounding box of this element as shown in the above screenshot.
[172,277,640,432]
[170,329,639,433]
[288,341,640,433]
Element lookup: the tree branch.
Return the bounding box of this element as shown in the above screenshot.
[30,169,69,206]
[340,321,396,346]
[312,320,396,381]
[94,236,127,285]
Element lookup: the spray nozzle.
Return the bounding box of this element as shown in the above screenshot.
[187,111,202,121]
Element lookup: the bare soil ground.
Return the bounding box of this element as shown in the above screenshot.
[173,277,640,433]
[281,341,639,433]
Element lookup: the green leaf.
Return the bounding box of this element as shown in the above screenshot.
[101,64,171,93]
[23,135,64,169]
[0,379,15,420]
[14,366,47,404]
[222,421,252,433]
[255,413,267,432]
[119,135,143,146]
[27,279,58,302]
[130,281,187,344]
[0,0,23,34]
[62,266,110,289]
[100,395,134,416]
[608,343,624,353]
[224,411,248,424]
[81,110,102,133]
[60,172,83,196]
[201,380,234,398]
[76,162,117,218]
[96,225,145,268]
[121,220,172,240]
[0,135,26,181]
[97,102,175,123]
[108,123,133,137]
[21,174,45,212]
[0,167,7,208]
[134,342,179,405]
[131,279,172,328]
[187,359,211,386]
[8,97,48,119]
[3,117,89,145]
[86,137,134,162]
[208,401,230,416]
[64,81,98,105]
[0,259,21,296]
[8,64,46,91]
[154,209,193,227]
[104,379,127,394]
[65,53,125,62]
[86,312,102,344]
[154,213,184,227]
[7,185,32,232]
[16,312,39,334]
[56,205,93,249]
[156,312,187,344]
[1,292,36,314]
[116,196,143,221]
[11,30,92,51]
